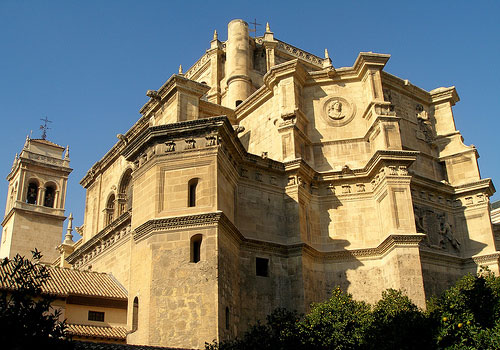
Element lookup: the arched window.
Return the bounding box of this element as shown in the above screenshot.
[132,297,139,332]
[26,182,38,205]
[190,234,202,263]
[44,185,55,208]
[188,178,198,207]
[105,194,115,225]
[118,169,133,215]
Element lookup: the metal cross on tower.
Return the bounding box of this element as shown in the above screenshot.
[248,18,261,38]
[39,116,52,140]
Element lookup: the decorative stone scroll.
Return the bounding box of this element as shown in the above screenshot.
[185,138,196,149]
[205,135,217,146]
[165,141,176,152]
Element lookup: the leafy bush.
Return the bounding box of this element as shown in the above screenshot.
[365,289,434,350]
[206,270,500,350]
[296,287,372,350]
[0,250,71,349]
[428,269,500,349]
[205,308,299,350]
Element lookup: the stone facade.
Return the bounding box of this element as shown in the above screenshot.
[2,19,499,349]
[1,138,72,263]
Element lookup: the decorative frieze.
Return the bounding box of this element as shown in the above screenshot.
[275,40,324,66]
[68,212,132,268]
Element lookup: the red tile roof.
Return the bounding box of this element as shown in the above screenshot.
[0,260,127,299]
[67,324,128,340]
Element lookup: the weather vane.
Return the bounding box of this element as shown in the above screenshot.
[39,116,52,140]
[248,18,261,38]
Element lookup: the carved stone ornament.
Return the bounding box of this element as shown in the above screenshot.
[322,96,356,127]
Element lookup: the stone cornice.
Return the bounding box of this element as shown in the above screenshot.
[121,116,232,161]
[453,178,495,197]
[410,174,455,195]
[429,86,460,106]
[263,59,308,90]
[352,52,390,75]
[1,201,66,226]
[420,249,500,268]
[381,71,433,104]
[80,115,150,188]
[471,252,500,265]
[66,211,132,264]
[134,212,223,242]
[8,151,72,181]
[132,211,427,262]
[411,174,495,198]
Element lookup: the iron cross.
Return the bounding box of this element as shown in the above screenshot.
[248,18,261,38]
[39,116,52,140]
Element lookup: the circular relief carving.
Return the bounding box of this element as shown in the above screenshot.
[322,97,356,127]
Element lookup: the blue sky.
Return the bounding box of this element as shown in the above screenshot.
[1,0,499,240]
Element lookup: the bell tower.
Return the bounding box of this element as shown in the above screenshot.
[0,136,72,263]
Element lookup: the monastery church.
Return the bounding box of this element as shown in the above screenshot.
[1,19,498,348]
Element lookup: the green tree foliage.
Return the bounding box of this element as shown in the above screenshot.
[428,269,500,349]
[206,270,500,350]
[365,289,434,350]
[205,308,300,350]
[296,287,372,350]
[0,250,72,349]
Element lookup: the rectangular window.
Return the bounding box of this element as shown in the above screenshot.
[88,311,105,322]
[256,257,269,277]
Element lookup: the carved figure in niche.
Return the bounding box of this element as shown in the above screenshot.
[327,101,345,120]
[416,103,433,142]
[414,206,427,231]
[414,206,433,247]
[438,214,460,251]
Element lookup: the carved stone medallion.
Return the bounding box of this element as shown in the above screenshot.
[322,97,356,126]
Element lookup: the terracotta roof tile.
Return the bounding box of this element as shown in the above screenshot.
[66,324,127,340]
[0,260,127,299]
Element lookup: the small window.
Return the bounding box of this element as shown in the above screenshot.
[225,307,230,330]
[88,311,105,322]
[188,178,198,207]
[191,234,202,263]
[106,194,115,225]
[235,100,243,107]
[256,257,269,277]
[132,297,139,331]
